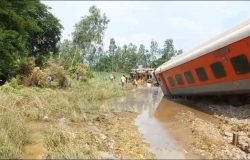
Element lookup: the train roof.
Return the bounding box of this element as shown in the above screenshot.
[155,18,250,74]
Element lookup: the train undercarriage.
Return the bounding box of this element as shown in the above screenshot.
[166,94,250,106]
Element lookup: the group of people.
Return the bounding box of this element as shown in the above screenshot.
[109,72,128,87]
[132,78,145,87]
[109,72,147,88]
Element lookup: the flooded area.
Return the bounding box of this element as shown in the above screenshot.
[19,86,250,159]
[104,86,250,159]
[104,86,212,158]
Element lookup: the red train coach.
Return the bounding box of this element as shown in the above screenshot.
[155,19,250,105]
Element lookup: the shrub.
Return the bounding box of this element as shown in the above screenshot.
[17,58,69,88]
[69,64,94,82]
[9,77,22,90]
[19,57,36,76]
[44,59,68,88]
[17,58,48,87]
[23,67,47,87]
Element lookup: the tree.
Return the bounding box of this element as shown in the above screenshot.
[113,46,122,72]
[58,40,81,70]
[124,43,137,72]
[72,5,109,68]
[150,40,159,67]
[145,49,151,67]
[26,2,63,66]
[0,0,36,75]
[153,39,182,67]
[0,0,62,77]
[108,38,117,72]
[176,49,183,55]
[137,44,147,67]
[161,39,175,61]
[95,54,111,72]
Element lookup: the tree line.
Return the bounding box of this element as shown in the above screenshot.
[58,5,183,73]
[0,1,183,79]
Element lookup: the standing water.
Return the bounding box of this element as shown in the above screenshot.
[104,86,204,158]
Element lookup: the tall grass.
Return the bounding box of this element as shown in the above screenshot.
[0,72,126,158]
[0,87,29,158]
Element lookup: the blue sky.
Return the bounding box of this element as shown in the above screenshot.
[42,1,250,52]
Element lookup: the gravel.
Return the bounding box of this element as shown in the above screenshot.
[175,101,250,159]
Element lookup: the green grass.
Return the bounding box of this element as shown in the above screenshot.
[0,72,127,158]
[94,71,129,81]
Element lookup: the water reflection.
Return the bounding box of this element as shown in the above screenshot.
[106,87,186,159]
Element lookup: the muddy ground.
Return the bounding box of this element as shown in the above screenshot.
[21,111,154,159]
[173,98,250,159]
[117,86,250,159]
[20,86,250,159]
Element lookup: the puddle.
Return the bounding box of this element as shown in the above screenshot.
[20,86,219,159]
[104,86,226,159]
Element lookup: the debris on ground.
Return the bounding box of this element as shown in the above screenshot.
[175,100,250,159]
[22,111,154,159]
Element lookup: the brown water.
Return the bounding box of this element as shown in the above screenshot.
[20,86,218,159]
[105,86,220,159]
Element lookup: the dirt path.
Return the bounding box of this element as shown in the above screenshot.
[21,122,49,159]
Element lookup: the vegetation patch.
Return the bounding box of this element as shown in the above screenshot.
[0,73,152,158]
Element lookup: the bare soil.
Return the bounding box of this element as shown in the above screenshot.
[21,111,154,159]
[175,99,250,159]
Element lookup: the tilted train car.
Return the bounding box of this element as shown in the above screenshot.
[155,19,250,105]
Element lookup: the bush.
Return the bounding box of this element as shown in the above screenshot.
[17,58,69,88]
[17,58,48,87]
[19,57,36,76]
[69,64,94,82]
[23,67,47,87]
[44,59,68,88]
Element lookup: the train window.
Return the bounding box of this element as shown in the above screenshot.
[175,74,184,85]
[230,54,250,74]
[210,62,227,78]
[167,76,175,87]
[195,67,208,81]
[184,71,195,84]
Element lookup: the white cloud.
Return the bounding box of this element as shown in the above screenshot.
[167,16,204,34]
[43,1,250,52]
[196,1,247,18]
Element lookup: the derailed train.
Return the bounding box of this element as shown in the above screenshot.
[155,19,250,105]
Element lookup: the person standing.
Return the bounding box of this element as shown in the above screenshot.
[109,72,114,81]
[133,78,138,87]
[121,75,126,87]
[48,74,53,87]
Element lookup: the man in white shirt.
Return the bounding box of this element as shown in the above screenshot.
[121,75,126,87]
